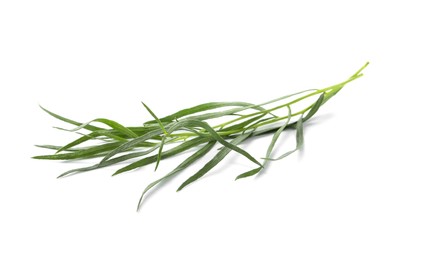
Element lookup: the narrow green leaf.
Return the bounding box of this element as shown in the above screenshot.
[262,106,292,162]
[35,144,81,152]
[177,130,253,191]
[235,167,262,180]
[137,141,216,211]
[33,142,123,160]
[154,136,166,171]
[142,102,168,135]
[64,118,138,139]
[263,114,304,161]
[39,106,104,132]
[55,133,100,154]
[84,130,128,142]
[322,86,344,105]
[302,93,325,122]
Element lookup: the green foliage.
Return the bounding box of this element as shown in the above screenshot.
[34,63,368,210]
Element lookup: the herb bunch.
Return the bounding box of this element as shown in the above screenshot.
[34,63,368,210]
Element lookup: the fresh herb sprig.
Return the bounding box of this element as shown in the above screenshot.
[34,62,368,210]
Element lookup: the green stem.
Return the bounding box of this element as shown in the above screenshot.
[149,64,369,143]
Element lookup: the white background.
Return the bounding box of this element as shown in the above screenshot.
[1,1,424,259]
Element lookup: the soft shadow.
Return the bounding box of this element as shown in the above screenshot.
[297,113,334,162]
[303,113,334,127]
